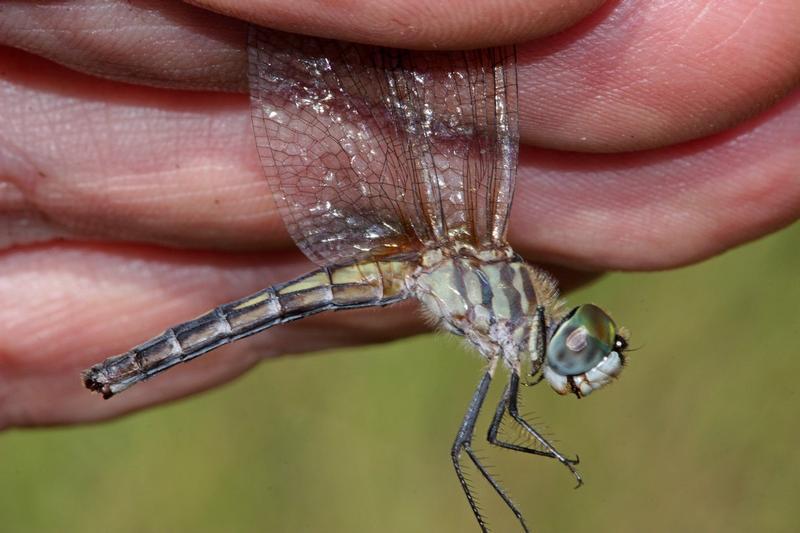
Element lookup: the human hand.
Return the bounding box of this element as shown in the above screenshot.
[0,0,797,427]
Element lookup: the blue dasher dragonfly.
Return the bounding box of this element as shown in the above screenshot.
[83,25,629,532]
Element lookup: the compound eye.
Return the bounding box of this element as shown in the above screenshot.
[546,304,616,376]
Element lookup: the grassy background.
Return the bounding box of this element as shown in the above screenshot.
[1,222,798,533]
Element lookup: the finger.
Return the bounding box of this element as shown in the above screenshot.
[509,89,800,270]
[0,243,591,427]
[0,0,249,92]
[0,0,600,73]
[2,48,798,270]
[518,0,800,151]
[3,1,798,152]
[186,0,605,49]
[0,47,276,252]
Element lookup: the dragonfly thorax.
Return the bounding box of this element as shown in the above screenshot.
[412,245,564,368]
[413,246,628,397]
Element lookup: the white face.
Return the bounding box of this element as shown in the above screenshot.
[543,304,627,397]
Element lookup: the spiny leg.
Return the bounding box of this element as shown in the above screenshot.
[492,370,583,488]
[452,361,529,533]
[486,382,562,460]
[488,304,582,485]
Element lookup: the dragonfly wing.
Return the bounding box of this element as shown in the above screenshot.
[248,27,519,265]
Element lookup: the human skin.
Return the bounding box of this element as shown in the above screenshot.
[0,0,797,428]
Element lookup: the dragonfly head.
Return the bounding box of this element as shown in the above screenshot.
[542,304,627,398]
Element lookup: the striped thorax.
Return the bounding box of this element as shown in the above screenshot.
[412,245,627,397]
[412,245,563,368]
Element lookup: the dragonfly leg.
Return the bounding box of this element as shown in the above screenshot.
[486,382,564,460]
[452,361,530,533]
[523,305,547,386]
[491,370,583,488]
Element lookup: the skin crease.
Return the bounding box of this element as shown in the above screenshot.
[0,0,798,427]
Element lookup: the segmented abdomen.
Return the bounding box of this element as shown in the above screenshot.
[83,256,417,398]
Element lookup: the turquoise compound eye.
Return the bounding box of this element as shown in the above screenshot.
[546,304,616,376]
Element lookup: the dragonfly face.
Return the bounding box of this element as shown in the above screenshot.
[543,304,628,397]
[82,25,630,533]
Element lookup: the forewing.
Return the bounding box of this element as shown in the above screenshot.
[248,27,519,265]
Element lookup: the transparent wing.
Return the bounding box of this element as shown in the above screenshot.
[248,27,519,266]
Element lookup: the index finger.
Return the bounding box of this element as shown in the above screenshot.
[186,0,606,49]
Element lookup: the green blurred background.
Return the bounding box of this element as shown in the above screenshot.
[1,223,798,533]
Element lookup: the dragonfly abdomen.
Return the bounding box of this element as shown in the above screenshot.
[83,257,417,398]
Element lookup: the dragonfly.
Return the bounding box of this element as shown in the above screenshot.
[83,25,629,532]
